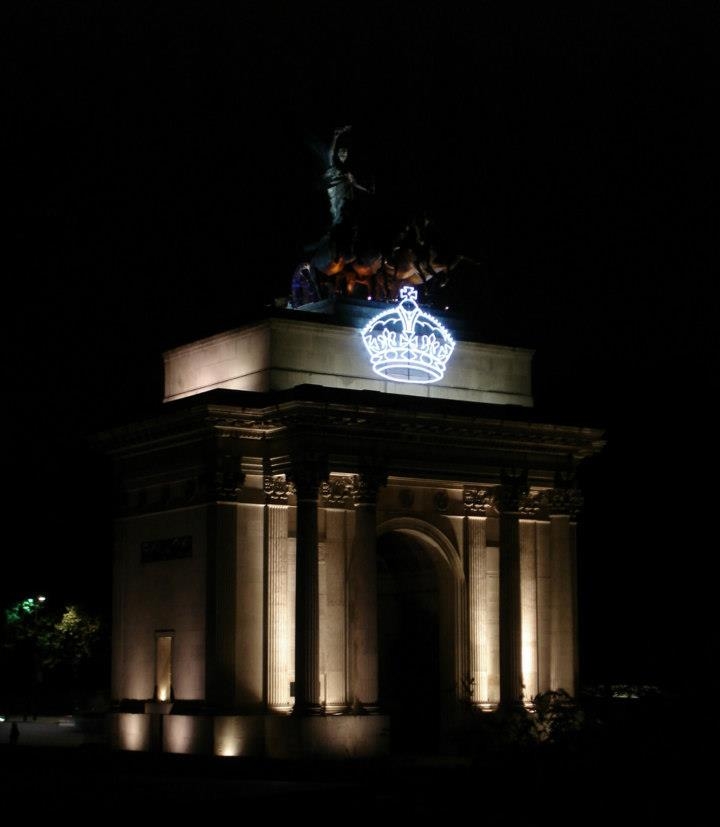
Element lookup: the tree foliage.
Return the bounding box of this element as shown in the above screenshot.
[3,597,102,674]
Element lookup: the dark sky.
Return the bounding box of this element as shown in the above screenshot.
[6,3,718,689]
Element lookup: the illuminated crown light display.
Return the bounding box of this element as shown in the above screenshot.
[361,286,456,383]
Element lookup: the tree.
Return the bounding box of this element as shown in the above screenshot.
[1,597,104,713]
[41,605,101,672]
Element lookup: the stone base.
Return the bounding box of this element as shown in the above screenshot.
[109,712,155,752]
[110,712,390,759]
[266,714,391,760]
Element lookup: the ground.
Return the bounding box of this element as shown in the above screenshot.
[0,705,707,821]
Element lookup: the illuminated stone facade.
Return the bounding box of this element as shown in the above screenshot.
[162,299,534,407]
[102,300,603,757]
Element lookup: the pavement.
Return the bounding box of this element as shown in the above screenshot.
[0,713,708,821]
[0,715,105,748]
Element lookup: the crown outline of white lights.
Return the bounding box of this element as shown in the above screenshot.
[361,286,456,384]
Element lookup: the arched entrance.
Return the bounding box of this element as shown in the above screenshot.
[376,520,465,753]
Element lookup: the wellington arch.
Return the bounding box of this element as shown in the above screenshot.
[99,292,604,758]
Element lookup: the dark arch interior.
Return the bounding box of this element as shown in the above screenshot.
[377,531,440,752]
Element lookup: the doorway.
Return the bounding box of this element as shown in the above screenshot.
[377,531,442,752]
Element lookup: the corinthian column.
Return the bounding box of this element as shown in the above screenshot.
[519,519,538,703]
[498,472,526,708]
[265,477,291,711]
[536,518,551,694]
[547,483,583,697]
[348,470,386,712]
[550,514,576,696]
[319,476,355,712]
[464,487,500,708]
[290,460,326,715]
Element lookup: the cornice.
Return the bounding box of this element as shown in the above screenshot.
[97,391,605,469]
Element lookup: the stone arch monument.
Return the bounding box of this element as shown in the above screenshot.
[100,294,603,758]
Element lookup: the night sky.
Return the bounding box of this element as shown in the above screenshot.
[6,4,717,692]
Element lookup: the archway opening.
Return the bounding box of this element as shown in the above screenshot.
[377,531,441,752]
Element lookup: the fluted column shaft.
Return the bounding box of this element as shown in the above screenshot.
[267,503,290,710]
[550,514,576,695]
[467,516,485,704]
[467,515,501,706]
[293,471,323,714]
[519,519,538,703]
[499,511,523,707]
[348,502,378,710]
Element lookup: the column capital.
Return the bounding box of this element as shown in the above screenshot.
[513,488,583,520]
[352,469,387,505]
[320,476,356,507]
[321,470,387,507]
[517,490,549,519]
[463,486,499,516]
[204,453,245,501]
[499,476,583,520]
[542,487,584,519]
[263,474,294,504]
[287,455,329,500]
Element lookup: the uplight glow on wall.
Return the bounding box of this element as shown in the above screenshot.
[361,286,455,383]
[155,634,173,702]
